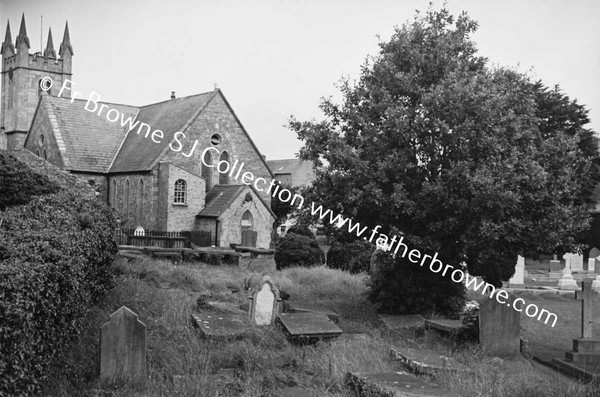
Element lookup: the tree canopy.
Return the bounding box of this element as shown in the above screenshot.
[289,7,598,287]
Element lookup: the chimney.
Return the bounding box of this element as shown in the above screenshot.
[170,91,176,99]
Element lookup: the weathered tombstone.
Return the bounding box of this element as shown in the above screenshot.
[590,248,600,274]
[549,258,561,273]
[508,255,525,287]
[248,276,281,325]
[100,306,146,382]
[571,253,584,271]
[369,248,389,275]
[479,295,520,357]
[554,281,600,378]
[592,274,600,292]
[278,312,342,343]
[134,225,145,236]
[590,247,600,259]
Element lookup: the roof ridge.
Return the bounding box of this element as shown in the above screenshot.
[139,91,215,109]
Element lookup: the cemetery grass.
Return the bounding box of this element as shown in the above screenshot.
[43,257,600,396]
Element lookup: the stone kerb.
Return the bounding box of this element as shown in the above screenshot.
[100,306,147,383]
[248,275,281,325]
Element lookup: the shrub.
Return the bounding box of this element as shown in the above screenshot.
[0,175,117,395]
[327,239,374,273]
[274,233,324,270]
[286,224,315,238]
[367,249,465,317]
[0,151,60,210]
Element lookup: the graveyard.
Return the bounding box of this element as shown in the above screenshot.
[41,254,600,396]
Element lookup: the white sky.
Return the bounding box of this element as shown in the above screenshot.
[1,0,599,160]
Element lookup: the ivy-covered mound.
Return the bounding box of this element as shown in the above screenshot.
[274,229,325,270]
[0,151,118,396]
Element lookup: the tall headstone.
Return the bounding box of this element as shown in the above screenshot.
[590,248,600,274]
[248,276,281,325]
[479,295,521,357]
[571,253,584,271]
[508,256,525,287]
[100,306,147,382]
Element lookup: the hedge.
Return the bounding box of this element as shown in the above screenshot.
[326,239,374,273]
[274,232,324,270]
[0,153,118,395]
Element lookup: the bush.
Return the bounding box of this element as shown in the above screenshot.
[0,167,117,395]
[367,249,465,317]
[327,239,374,273]
[274,233,324,270]
[286,224,315,238]
[0,151,60,210]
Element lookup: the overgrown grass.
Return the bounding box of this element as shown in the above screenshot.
[43,256,600,396]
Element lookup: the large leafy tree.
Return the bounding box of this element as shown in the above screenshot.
[289,7,597,287]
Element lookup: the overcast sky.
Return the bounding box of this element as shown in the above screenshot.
[2,0,599,160]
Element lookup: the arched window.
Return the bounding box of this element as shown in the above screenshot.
[112,180,117,208]
[42,149,47,160]
[38,134,45,145]
[241,210,253,231]
[174,179,187,204]
[219,151,229,185]
[125,179,130,216]
[138,179,144,222]
[202,150,213,192]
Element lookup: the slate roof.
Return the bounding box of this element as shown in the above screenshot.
[40,95,138,173]
[110,91,216,173]
[198,184,276,219]
[266,158,315,186]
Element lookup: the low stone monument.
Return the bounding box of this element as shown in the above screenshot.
[248,276,281,325]
[558,262,579,290]
[554,281,600,380]
[508,256,525,287]
[100,306,147,382]
[479,295,520,357]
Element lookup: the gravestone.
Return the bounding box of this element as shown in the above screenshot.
[425,319,465,335]
[549,259,562,273]
[553,281,600,380]
[590,248,600,274]
[571,253,584,271]
[509,255,525,287]
[590,247,600,260]
[248,276,281,325]
[278,312,342,343]
[100,306,146,382]
[369,248,389,275]
[479,295,520,357]
[390,346,469,375]
[558,264,579,290]
[345,372,450,396]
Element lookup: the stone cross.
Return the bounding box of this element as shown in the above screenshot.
[576,280,596,339]
[100,306,147,382]
[248,276,281,325]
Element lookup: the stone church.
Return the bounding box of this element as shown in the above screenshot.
[1,15,276,248]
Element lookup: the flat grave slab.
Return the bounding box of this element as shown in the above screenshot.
[191,312,246,340]
[380,314,425,331]
[390,347,469,375]
[345,371,451,396]
[288,301,339,321]
[278,312,342,342]
[424,319,464,334]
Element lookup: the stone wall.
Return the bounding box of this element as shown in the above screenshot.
[109,172,157,229]
[163,163,205,231]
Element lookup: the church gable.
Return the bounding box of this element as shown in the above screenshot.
[25,94,66,168]
[161,90,274,203]
[26,95,138,173]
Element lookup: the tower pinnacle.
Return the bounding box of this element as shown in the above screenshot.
[15,13,30,49]
[1,21,15,55]
[59,21,73,56]
[44,27,56,58]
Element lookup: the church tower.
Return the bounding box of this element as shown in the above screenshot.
[1,14,73,151]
